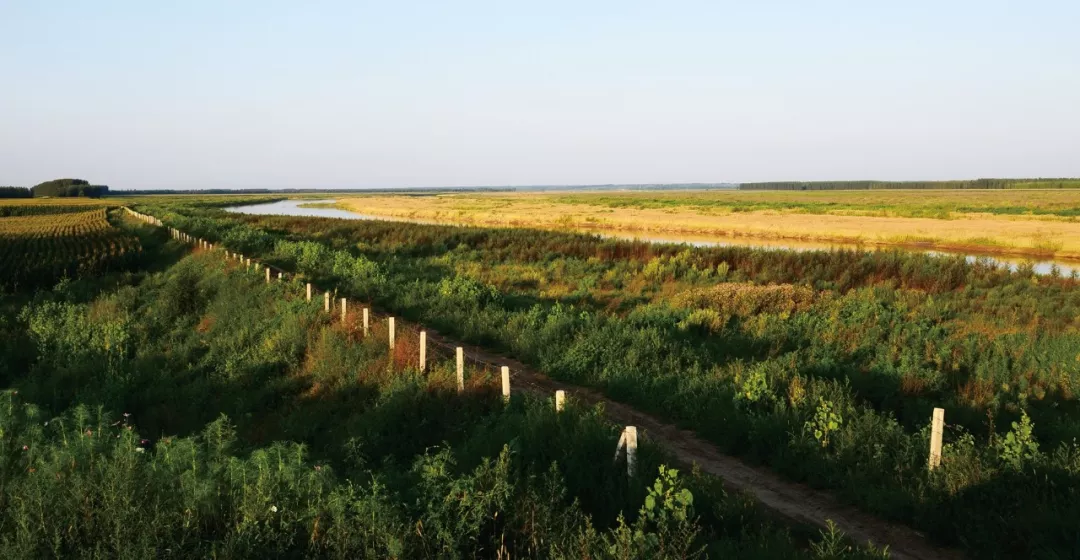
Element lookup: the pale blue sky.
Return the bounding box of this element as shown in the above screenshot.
[2,1,1077,189]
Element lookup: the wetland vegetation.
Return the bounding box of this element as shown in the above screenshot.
[130,197,1080,558]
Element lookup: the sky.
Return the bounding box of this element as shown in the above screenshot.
[2,1,1078,190]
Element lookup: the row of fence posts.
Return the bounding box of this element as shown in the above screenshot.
[127,209,957,477]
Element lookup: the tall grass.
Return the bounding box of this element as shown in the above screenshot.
[141,202,1080,558]
[0,248,886,559]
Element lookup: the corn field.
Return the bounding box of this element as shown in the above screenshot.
[0,208,141,290]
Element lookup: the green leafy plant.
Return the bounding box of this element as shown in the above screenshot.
[735,363,772,406]
[606,465,704,559]
[806,398,843,449]
[997,409,1041,470]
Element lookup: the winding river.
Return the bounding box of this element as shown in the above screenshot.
[225,199,1079,277]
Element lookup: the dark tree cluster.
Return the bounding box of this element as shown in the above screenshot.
[30,178,110,198]
[0,186,32,198]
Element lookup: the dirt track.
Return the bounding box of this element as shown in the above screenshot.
[425,329,964,560]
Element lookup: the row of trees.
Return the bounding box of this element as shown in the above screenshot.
[0,187,31,198]
[2,179,110,198]
[739,178,1080,190]
[30,178,110,198]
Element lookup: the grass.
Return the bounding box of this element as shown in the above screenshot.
[143,199,1080,558]
[334,190,1080,261]
[0,215,891,559]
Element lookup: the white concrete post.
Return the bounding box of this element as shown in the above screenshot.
[501,366,510,403]
[341,298,347,324]
[419,331,426,372]
[324,291,330,313]
[277,272,283,281]
[625,426,637,477]
[306,283,312,302]
[456,347,464,393]
[929,408,945,470]
[388,317,395,350]
[555,390,566,412]
[265,268,271,283]
[362,308,369,336]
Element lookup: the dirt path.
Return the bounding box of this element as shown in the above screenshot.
[424,330,964,560]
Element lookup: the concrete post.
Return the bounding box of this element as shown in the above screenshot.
[501,366,510,403]
[625,426,637,477]
[324,291,330,313]
[555,390,565,412]
[362,308,369,336]
[265,268,271,283]
[929,408,945,470]
[306,283,312,302]
[388,317,395,350]
[341,298,347,324]
[456,347,464,393]
[419,331,426,372]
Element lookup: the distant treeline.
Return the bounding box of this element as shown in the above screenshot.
[116,188,281,195]
[113,183,739,195]
[31,178,109,198]
[0,187,32,199]
[739,178,1080,190]
[0,179,110,198]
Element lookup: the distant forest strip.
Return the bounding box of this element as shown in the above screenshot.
[0,179,110,198]
[0,187,32,199]
[112,184,737,195]
[739,178,1080,190]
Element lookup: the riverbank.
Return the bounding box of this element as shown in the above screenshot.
[332,191,1080,264]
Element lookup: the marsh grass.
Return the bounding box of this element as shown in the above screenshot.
[0,244,892,559]
[333,190,1080,259]
[139,202,1080,558]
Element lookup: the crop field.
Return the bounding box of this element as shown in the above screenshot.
[133,197,1080,559]
[0,207,142,291]
[334,189,1080,261]
[0,203,900,559]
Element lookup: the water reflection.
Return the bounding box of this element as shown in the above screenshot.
[224,199,1078,277]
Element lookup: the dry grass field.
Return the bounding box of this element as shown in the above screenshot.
[335,189,1080,260]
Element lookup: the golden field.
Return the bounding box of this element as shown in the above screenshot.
[335,189,1080,261]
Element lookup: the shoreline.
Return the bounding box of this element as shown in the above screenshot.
[327,201,1080,266]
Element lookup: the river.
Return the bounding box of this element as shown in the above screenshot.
[224,199,1079,277]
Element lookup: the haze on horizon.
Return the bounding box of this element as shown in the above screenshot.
[2,1,1078,191]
